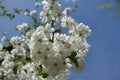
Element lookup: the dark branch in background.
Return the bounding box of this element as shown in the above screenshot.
[98,0,120,9]
[0,1,30,20]
[97,0,120,16]
[0,1,15,20]
[51,20,55,43]
[0,0,41,30]
[117,0,120,5]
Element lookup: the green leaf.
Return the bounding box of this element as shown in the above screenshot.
[1,6,7,15]
[3,42,13,52]
[2,31,7,35]
[27,26,31,30]
[69,56,78,67]
[22,57,32,65]
[13,63,20,74]
[68,51,78,67]
[33,22,36,27]
[14,8,22,14]
[71,51,77,57]
[6,13,15,20]
[32,16,37,22]
[14,26,18,31]
[75,4,79,8]
[98,3,116,9]
[6,42,11,47]
[23,9,29,13]
[36,71,49,78]
[55,26,62,33]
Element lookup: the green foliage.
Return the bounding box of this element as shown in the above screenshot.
[22,57,32,65]
[14,25,31,31]
[13,56,32,73]
[75,4,79,8]
[72,4,79,12]
[0,3,15,19]
[2,31,7,35]
[14,26,19,31]
[6,13,15,20]
[68,51,78,67]
[0,2,28,20]
[98,0,120,16]
[1,6,7,15]
[55,26,62,33]
[71,51,77,57]
[33,21,37,28]
[32,16,38,28]
[13,62,20,74]
[27,25,32,30]
[36,71,49,78]
[14,8,22,14]
[98,3,116,9]
[2,42,13,52]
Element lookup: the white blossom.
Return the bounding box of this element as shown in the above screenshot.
[24,11,29,16]
[30,10,36,17]
[16,23,29,31]
[1,36,6,42]
[0,0,91,80]
[10,36,20,45]
[61,16,76,28]
[40,0,63,23]
[35,2,41,7]
[63,7,72,15]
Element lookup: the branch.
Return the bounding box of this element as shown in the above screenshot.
[51,20,55,42]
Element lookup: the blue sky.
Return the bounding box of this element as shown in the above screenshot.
[0,0,120,80]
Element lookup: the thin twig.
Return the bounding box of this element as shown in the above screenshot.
[51,20,55,42]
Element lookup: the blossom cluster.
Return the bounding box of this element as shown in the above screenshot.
[0,0,91,80]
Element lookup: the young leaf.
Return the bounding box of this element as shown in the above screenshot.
[71,50,77,57]
[14,8,22,14]
[68,51,78,67]
[55,26,62,33]
[3,42,13,53]
[14,26,18,31]
[6,13,15,20]
[36,71,49,78]
[33,22,37,28]
[75,4,79,8]
[13,63,20,74]
[1,6,7,15]
[2,31,7,35]
[27,26,32,30]
[69,56,78,67]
